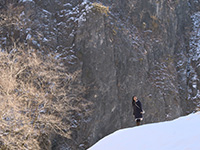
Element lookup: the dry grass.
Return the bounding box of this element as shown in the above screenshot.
[92,2,110,16]
[0,46,91,150]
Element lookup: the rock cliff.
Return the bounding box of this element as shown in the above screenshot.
[0,0,200,149]
[75,0,199,149]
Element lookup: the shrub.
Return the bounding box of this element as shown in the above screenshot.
[92,2,110,16]
[150,15,159,30]
[0,45,91,150]
[0,3,25,48]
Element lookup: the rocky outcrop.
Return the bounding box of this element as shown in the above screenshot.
[1,0,200,149]
[75,0,198,148]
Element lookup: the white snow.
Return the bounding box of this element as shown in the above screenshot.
[26,33,31,40]
[189,12,200,61]
[21,0,33,2]
[188,12,200,104]
[88,112,200,150]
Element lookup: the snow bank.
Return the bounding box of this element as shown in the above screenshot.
[88,112,200,150]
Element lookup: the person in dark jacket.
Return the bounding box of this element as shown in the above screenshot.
[132,96,145,126]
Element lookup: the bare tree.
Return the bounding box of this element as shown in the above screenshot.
[0,45,91,150]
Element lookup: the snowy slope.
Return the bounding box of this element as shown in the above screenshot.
[88,112,200,150]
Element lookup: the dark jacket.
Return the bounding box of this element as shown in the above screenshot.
[132,100,143,119]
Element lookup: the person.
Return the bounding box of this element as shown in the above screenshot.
[132,96,145,126]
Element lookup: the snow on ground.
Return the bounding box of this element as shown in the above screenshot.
[88,112,200,150]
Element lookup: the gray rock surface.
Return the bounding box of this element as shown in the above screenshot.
[0,0,200,149]
[75,0,198,148]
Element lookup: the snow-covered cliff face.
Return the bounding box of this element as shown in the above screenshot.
[188,11,200,110]
[1,0,200,149]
